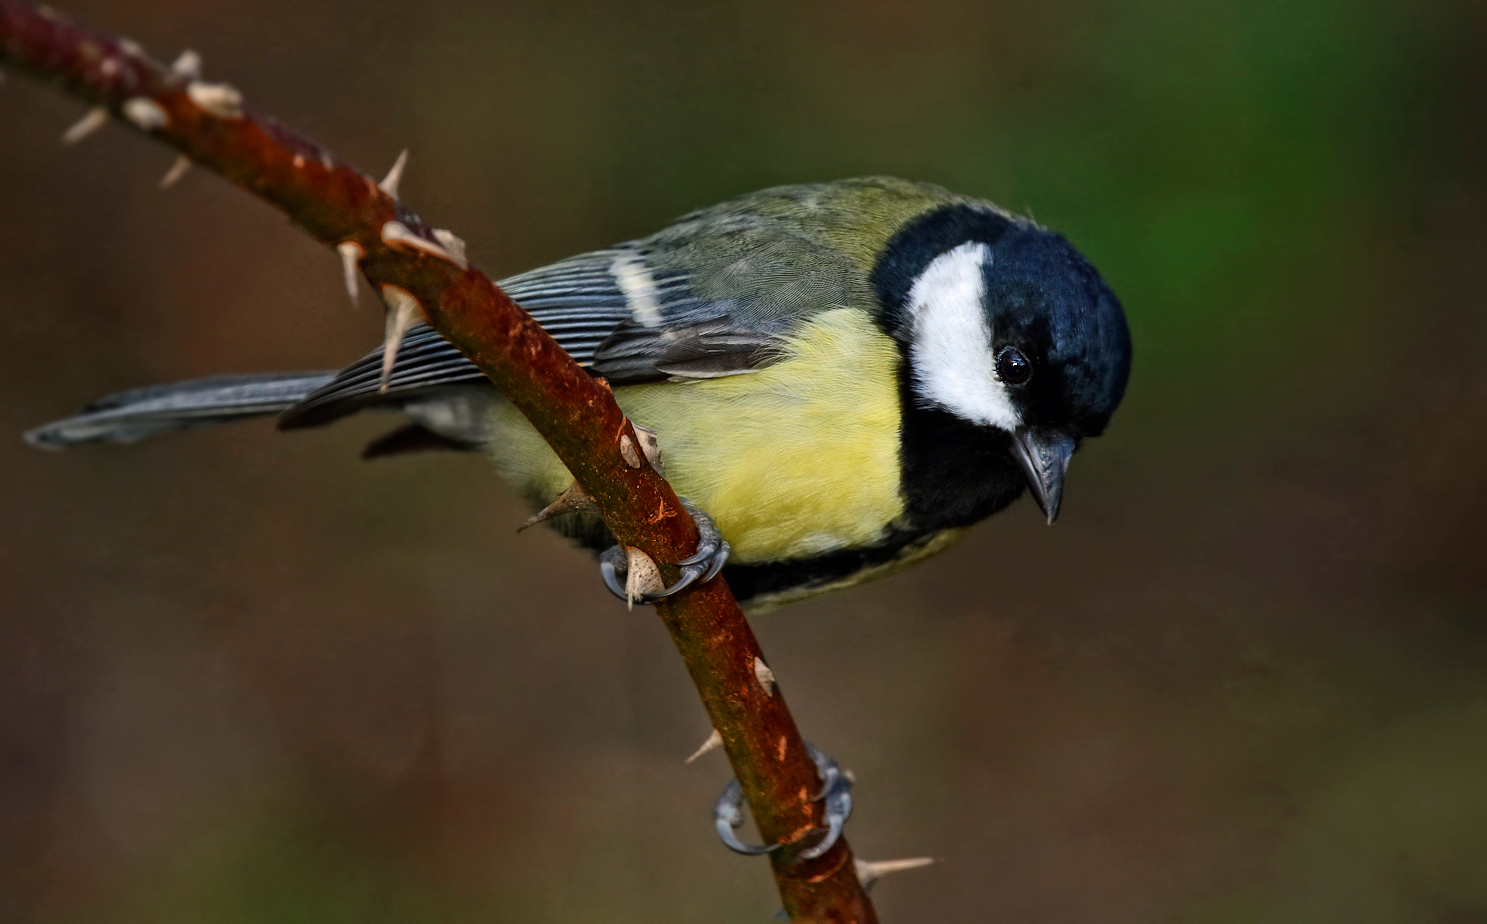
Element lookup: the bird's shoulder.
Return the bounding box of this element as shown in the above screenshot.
[655,176,979,274]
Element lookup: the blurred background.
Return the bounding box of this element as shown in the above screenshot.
[2,0,1485,921]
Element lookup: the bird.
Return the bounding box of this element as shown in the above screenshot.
[27,176,1132,611]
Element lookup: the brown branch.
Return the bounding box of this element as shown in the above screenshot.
[0,2,879,920]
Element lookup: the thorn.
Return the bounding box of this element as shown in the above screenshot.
[186,81,243,119]
[159,154,193,188]
[378,285,423,392]
[381,220,468,270]
[122,97,168,132]
[336,241,363,306]
[171,49,202,79]
[518,481,596,532]
[754,657,776,696]
[61,107,108,145]
[379,148,408,199]
[158,154,192,189]
[685,729,724,764]
[624,547,665,610]
[854,857,935,891]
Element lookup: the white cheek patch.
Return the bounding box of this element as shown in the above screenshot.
[906,241,1021,432]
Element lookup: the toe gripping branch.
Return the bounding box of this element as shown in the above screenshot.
[600,498,731,604]
[715,744,854,861]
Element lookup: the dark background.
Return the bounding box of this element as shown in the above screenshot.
[3,1,1485,921]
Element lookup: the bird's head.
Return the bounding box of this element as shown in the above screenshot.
[872,203,1132,523]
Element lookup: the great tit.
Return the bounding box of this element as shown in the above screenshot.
[28,177,1132,609]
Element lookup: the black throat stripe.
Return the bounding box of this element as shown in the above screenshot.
[721,526,947,605]
[868,204,1032,536]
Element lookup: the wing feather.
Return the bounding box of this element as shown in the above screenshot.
[279,223,858,428]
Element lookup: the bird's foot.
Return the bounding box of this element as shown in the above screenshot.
[600,498,730,604]
[713,743,854,860]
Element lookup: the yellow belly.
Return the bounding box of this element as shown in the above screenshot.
[484,308,906,563]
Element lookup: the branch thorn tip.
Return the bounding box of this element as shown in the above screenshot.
[381,220,468,269]
[61,107,108,145]
[171,49,202,79]
[854,857,935,891]
[379,148,408,199]
[432,229,467,266]
[336,241,363,306]
[379,285,423,392]
[518,481,595,532]
[685,728,724,764]
[159,154,192,189]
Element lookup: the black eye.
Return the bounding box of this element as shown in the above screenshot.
[996,347,1032,385]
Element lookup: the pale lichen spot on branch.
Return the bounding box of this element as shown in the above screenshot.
[754,657,777,696]
[619,433,642,468]
[186,80,242,119]
[122,96,167,131]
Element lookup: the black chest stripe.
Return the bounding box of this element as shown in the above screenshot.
[721,527,944,605]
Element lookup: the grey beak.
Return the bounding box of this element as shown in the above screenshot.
[1011,428,1076,524]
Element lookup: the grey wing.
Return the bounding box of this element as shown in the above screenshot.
[283,250,635,427]
[279,221,865,428]
[278,248,783,429]
[280,249,629,428]
[601,212,876,379]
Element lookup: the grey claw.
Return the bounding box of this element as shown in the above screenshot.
[702,540,731,583]
[711,744,855,861]
[674,499,723,567]
[714,779,779,856]
[599,546,630,601]
[658,562,701,598]
[599,498,730,605]
[799,744,854,861]
[808,744,843,802]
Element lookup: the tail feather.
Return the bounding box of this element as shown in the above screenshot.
[25,372,337,449]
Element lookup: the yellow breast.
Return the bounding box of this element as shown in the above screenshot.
[484,308,906,563]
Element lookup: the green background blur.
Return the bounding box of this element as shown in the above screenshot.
[2,0,1485,921]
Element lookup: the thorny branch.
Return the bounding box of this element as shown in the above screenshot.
[0,1,895,920]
